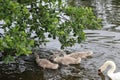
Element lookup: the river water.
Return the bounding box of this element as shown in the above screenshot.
[45,0,120,79]
[1,0,120,80]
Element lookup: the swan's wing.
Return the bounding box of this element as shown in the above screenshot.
[108,72,120,80]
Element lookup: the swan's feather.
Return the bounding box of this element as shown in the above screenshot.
[108,72,120,80]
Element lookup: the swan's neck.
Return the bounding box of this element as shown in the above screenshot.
[36,56,40,61]
[34,53,40,62]
[100,61,116,75]
[107,61,116,75]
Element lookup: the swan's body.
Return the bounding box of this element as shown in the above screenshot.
[34,53,59,69]
[67,51,93,59]
[98,60,120,80]
[53,55,81,65]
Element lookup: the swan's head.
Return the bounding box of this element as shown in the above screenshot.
[98,69,103,75]
[87,51,93,55]
[98,63,107,72]
[53,64,59,69]
[98,69,106,80]
[98,65,107,77]
[34,53,39,58]
[98,61,111,75]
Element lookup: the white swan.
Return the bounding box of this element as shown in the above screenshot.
[98,60,120,80]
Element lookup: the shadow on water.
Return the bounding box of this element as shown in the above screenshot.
[1,0,120,80]
[1,71,45,80]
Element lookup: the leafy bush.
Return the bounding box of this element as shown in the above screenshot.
[0,0,101,63]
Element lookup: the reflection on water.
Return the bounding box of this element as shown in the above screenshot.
[85,30,120,45]
[92,0,120,31]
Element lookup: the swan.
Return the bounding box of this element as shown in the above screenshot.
[98,60,120,80]
[53,54,81,65]
[66,51,93,59]
[34,53,59,69]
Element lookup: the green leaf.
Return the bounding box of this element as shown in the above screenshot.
[29,40,34,46]
[3,55,14,64]
[0,0,101,63]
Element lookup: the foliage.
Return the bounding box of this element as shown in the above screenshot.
[0,0,101,63]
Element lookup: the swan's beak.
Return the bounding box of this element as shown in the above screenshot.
[98,69,102,75]
[98,69,105,80]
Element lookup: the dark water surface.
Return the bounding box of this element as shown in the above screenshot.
[1,0,120,80]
